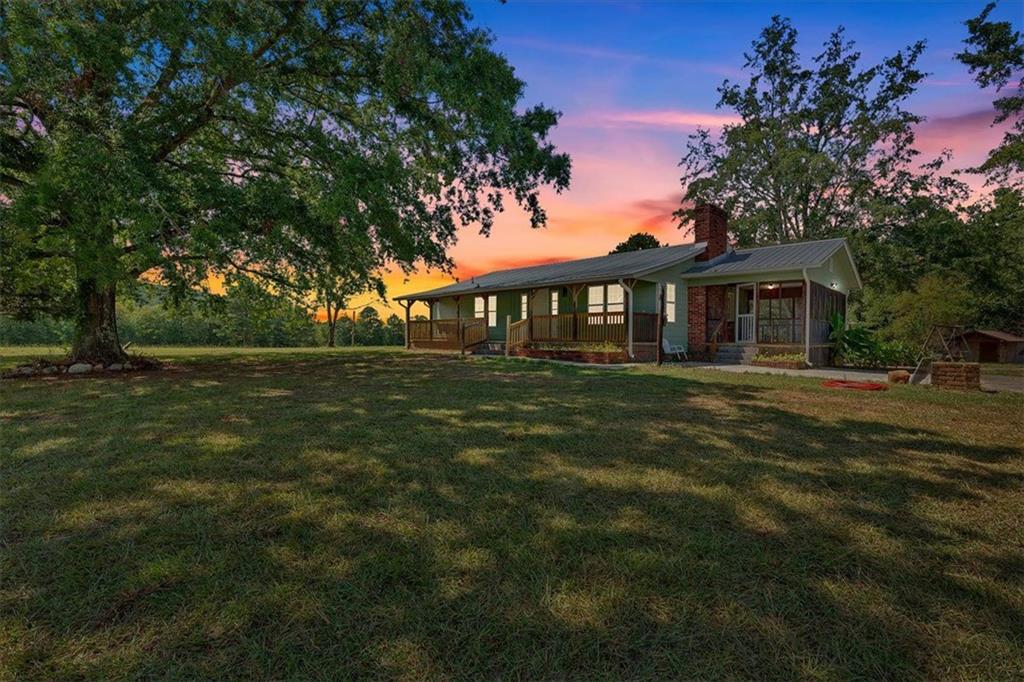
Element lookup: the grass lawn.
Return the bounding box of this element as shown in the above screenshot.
[2,348,1022,679]
[981,362,1024,378]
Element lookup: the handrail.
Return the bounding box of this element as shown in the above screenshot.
[508,318,529,351]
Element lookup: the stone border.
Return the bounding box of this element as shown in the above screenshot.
[2,357,162,379]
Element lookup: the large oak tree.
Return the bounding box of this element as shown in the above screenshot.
[0,0,570,362]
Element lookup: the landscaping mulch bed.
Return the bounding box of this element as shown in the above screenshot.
[512,348,628,364]
[750,359,806,370]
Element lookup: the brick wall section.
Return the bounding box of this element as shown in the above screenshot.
[932,362,981,391]
[706,284,726,322]
[694,204,728,262]
[689,204,728,355]
[688,285,707,353]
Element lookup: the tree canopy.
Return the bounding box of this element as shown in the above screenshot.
[0,0,570,362]
[675,16,963,246]
[609,232,665,254]
[957,1,1023,187]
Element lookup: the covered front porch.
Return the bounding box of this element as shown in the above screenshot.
[399,281,665,360]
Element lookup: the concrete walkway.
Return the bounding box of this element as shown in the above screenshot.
[473,354,1024,393]
[682,362,890,382]
[684,361,1024,393]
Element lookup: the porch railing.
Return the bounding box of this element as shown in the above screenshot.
[528,312,658,343]
[462,318,487,348]
[408,318,488,350]
[508,318,529,351]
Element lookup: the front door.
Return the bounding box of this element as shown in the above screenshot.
[736,285,755,343]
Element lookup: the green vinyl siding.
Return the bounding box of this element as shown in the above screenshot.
[635,256,697,348]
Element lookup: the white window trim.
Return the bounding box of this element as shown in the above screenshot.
[606,284,624,313]
[550,290,559,316]
[665,283,676,323]
[487,295,497,327]
[587,285,604,314]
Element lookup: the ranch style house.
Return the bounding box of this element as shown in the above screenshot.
[395,204,862,365]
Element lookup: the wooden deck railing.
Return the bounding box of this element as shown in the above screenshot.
[507,318,529,350]
[408,318,487,350]
[462,318,487,348]
[529,313,658,343]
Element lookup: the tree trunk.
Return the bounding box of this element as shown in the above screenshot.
[71,278,127,364]
[327,320,337,347]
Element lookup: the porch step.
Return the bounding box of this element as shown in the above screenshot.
[472,342,506,356]
[714,345,758,364]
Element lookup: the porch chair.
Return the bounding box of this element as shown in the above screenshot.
[662,337,688,362]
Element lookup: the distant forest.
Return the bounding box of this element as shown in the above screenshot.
[0,281,408,347]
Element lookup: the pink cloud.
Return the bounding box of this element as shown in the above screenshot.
[915,108,1009,170]
[565,109,740,130]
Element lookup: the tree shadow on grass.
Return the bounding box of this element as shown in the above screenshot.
[2,352,1022,679]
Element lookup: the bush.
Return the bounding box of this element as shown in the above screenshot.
[752,352,805,363]
[830,313,917,367]
[528,342,622,352]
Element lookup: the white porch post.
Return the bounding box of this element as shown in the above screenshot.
[753,284,759,344]
[802,269,811,366]
[619,278,634,359]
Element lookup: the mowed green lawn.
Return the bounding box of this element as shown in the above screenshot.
[2,348,1022,679]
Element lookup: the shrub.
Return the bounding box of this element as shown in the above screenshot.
[830,314,917,367]
[752,352,805,363]
[528,342,622,352]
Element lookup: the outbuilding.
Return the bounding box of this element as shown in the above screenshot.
[960,329,1024,364]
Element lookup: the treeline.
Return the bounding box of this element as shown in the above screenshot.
[0,280,406,347]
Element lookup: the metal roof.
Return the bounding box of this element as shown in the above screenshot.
[968,329,1024,343]
[680,238,850,279]
[396,242,707,300]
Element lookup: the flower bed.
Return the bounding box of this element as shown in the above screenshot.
[512,344,628,364]
[750,352,806,370]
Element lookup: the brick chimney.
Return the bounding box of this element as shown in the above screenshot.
[693,203,728,262]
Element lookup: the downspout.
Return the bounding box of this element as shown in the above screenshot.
[618,278,634,359]
[802,268,811,367]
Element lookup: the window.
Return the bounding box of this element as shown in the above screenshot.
[665,283,676,323]
[487,295,497,327]
[520,293,528,320]
[474,296,485,319]
[550,290,559,315]
[606,284,624,313]
[587,285,604,314]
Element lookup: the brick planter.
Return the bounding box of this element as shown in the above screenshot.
[931,361,981,391]
[750,359,806,370]
[512,348,629,364]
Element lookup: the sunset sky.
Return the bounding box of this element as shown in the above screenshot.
[360,1,1015,318]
